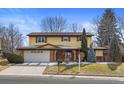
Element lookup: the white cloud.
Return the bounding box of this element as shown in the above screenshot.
[81,22,97,42]
[81,22,96,33]
[0,16,41,34]
[0,12,41,46]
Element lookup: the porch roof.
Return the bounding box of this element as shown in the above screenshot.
[93,47,108,50]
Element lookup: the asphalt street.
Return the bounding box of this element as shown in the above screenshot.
[0,75,124,84]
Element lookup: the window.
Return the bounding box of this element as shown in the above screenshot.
[36,36,46,43]
[62,36,70,41]
[77,36,82,41]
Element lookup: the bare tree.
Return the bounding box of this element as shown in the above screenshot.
[40,16,67,32]
[92,17,104,46]
[69,23,78,32]
[0,24,23,54]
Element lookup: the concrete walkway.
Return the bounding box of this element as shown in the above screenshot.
[0,66,46,75]
[15,62,49,66]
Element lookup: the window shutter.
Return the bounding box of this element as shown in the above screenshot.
[69,36,71,41]
[36,37,38,43]
[61,36,63,41]
[45,36,47,43]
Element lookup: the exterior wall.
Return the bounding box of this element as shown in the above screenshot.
[29,36,36,46]
[29,36,92,48]
[50,50,56,62]
[87,37,92,47]
[95,50,103,56]
[47,36,80,48]
[50,50,53,61]
[96,56,104,62]
[95,50,104,62]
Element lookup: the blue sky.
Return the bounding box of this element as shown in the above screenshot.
[0,8,124,36]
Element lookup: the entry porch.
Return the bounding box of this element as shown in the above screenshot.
[50,49,82,62]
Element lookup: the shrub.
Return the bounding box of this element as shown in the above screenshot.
[7,54,24,64]
[0,59,8,66]
[87,48,96,62]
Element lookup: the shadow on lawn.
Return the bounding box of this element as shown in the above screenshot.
[107,62,122,71]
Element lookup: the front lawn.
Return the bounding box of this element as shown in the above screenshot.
[44,63,124,76]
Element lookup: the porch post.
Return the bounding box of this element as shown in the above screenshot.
[54,50,56,62]
[73,50,76,62]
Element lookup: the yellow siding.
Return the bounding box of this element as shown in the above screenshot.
[29,36,36,46]
[47,36,81,48]
[95,50,103,56]
[29,36,92,48]
[87,37,92,47]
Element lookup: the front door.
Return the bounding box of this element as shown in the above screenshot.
[65,51,73,62]
[56,50,73,62]
[56,50,65,61]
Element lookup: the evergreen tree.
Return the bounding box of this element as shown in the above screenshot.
[97,9,121,47]
[87,47,96,62]
[81,28,88,61]
[109,34,121,62]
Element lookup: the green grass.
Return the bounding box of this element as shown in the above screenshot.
[44,63,124,76]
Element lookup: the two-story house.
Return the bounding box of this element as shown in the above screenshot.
[17,32,107,62]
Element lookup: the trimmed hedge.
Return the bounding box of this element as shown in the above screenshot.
[6,54,24,64]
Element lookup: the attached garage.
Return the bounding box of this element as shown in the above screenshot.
[17,43,59,63]
[24,50,50,62]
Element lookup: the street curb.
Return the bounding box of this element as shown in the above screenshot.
[0,74,124,81]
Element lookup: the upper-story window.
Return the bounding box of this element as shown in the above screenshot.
[77,36,82,41]
[36,36,46,43]
[62,36,70,41]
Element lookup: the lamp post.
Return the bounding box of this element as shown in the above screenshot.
[78,49,81,72]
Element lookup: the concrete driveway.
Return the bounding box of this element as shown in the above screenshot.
[0,66,46,76]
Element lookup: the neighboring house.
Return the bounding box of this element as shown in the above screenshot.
[17,32,107,62]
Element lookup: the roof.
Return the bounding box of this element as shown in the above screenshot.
[17,43,79,50]
[57,45,78,49]
[27,32,93,36]
[93,47,108,50]
[17,44,108,50]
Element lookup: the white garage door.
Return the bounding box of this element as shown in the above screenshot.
[24,50,50,62]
